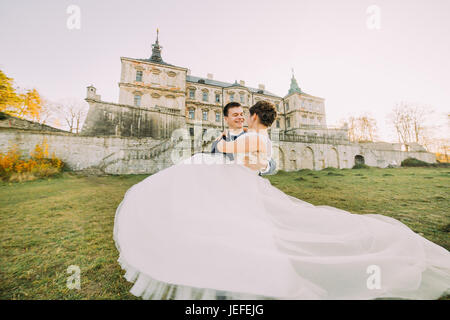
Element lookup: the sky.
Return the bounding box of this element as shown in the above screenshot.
[0,0,449,142]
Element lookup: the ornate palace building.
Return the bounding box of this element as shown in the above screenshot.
[82,31,347,141]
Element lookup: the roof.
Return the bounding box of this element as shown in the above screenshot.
[186,75,281,98]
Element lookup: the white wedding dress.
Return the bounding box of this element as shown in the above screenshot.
[113,132,450,300]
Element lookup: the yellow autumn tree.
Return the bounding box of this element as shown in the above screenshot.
[0,69,43,121]
[0,69,22,111]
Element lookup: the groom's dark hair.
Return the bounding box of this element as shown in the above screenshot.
[223,102,241,117]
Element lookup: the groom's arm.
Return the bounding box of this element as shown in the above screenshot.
[210,138,221,153]
[211,131,229,153]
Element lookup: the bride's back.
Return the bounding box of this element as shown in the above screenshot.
[234,131,272,171]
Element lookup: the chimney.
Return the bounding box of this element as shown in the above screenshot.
[207,73,213,80]
[239,80,245,86]
[258,84,265,90]
[187,69,191,76]
[86,85,100,100]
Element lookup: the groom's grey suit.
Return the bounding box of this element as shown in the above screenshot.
[210,130,276,176]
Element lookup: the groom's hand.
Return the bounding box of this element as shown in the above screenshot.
[214,129,227,142]
[220,129,228,139]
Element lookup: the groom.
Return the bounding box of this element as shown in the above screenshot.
[210,102,276,176]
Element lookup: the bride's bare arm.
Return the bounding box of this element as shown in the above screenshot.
[216,135,267,154]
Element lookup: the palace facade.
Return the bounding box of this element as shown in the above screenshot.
[82,31,347,140]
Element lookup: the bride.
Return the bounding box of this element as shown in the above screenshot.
[113,101,450,300]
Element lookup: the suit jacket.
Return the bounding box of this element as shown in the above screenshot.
[210,130,276,175]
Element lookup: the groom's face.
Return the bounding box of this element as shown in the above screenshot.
[224,106,245,129]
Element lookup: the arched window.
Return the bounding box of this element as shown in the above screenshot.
[189,88,195,99]
[202,91,209,102]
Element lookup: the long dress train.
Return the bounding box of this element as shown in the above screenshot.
[113,134,450,300]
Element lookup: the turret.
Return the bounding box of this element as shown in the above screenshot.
[86,85,101,100]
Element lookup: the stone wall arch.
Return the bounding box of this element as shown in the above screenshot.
[272,146,285,171]
[354,154,365,165]
[289,149,297,170]
[327,147,340,168]
[300,146,314,169]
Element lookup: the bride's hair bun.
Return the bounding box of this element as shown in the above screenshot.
[249,101,277,127]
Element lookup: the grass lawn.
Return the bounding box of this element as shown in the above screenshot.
[0,166,449,299]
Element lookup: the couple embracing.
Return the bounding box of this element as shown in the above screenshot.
[113,100,450,300]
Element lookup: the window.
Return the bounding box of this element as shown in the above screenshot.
[136,70,143,82]
[134,94,141,107]
[275,103,279,111]
[230,93,234,102]
[285,102,289,111]
[215,112,221,122]
[189,127,194,136]
[276,120,280,128]
[189,89,195,99]
[202,110,208,121]
[240,93,245,103]
[287,117,291,128]
[202,91,208,102]
[188,109,195,119]
[215,93,220,103]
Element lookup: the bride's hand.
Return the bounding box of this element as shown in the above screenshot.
[243,155,268,171]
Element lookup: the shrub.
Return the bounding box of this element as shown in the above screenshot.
[0,112,8,120]
[0,139,65,182]
[399,157,450,168]
[401,157,431,167]
[434,161,450,168]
